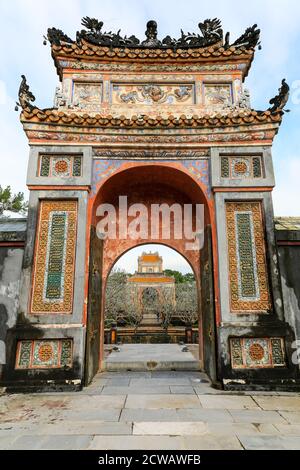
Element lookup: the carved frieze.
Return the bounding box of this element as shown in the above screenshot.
[57,60,247,73]
[93,148,209,160]
[203,83,233,107]
[72,82,102,110]
[112,83,194,105]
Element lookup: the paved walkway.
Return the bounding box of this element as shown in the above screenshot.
[1,371,300,450]
[105,344,199,370]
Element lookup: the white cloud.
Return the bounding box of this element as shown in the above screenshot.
[273,157,300,216]
[0,81,7,105]
[0,94,29,197]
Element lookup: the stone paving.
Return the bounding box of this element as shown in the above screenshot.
[105,344,199,370]
[1,371,300,450]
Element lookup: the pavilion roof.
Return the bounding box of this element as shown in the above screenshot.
[44,17,261,77]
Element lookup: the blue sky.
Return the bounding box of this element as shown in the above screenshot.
[0,0,299,217]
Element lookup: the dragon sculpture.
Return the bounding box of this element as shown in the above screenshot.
[15,75,35,111]
[162,18,223,48]
[268,79,290,114]
[75,16,140,47]
[45,17,261,50]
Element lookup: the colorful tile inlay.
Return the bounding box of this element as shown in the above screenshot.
[226,202,270,312]
[230,337,286,369]
[15,339,73,369]
[181,160,211,198]
[39,155,82,178]
[91,160,123,195]
[31,200,77,314]
[221,156,263,179]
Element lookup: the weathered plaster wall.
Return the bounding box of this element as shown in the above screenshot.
[278,246,300,342]
[0,247,24,373]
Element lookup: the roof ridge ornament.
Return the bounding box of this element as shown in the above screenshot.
[46,17,260,50]
[76,16,140,47]
[230,24,261,50]
[268,79,290,114]
[44,27,73,46]
[15,75,35,112]
[142,20,161,47]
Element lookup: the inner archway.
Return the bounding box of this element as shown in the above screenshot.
[85,163,217,382]
[104,244,199,349]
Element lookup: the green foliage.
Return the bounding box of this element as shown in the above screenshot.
[163,269,195,284]
[0,185,28,216]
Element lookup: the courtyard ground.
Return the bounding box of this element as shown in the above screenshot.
[1,370,300,450]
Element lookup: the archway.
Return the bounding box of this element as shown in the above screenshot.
[103,244,199,354]
[85,163,217,384]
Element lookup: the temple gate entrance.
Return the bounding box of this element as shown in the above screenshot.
[5,16,298,393]
[85,163,218,383]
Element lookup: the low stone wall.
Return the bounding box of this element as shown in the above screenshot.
[104,326,199,344]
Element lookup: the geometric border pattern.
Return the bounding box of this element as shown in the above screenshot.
[15,339,73,369]
[226,201,271,313]
[30,200,77,314]
[230,337,286,369]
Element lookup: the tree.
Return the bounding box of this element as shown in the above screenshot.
[0,186,28,216]
[175,282,198,326]
[163,269,195,284]
[104,269,143,329]
[158,287,175,330]
[163,269,184,283]
[183,273,195,283]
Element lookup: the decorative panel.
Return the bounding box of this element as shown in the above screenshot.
[112,83,194,105]
[204,83,233,107]
[31,200,77,314]
[15,339,73,369]
[39,155,82,178]
[221,156,263,179]
[230,337,286,369]
[221,156,229,178]
[72,81,102,110]
[226,202,270,312]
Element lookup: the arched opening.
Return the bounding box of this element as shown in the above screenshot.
[104,244,199,353]
[142,287,159,310]
[85,163,217,383]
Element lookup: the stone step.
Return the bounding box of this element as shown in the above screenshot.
[104,344,200,371]
[105,361,200,371]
